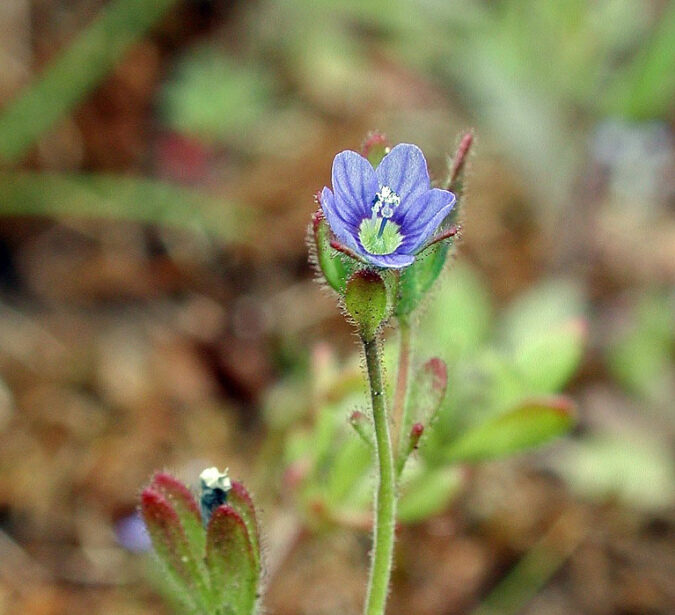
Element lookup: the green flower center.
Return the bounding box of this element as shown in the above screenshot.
[359,217,403,254]
[358,185,403,255]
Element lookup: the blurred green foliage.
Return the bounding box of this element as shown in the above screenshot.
[555,433,674,512]
[608,291,674,405]
[0,0,180,163]
[160,48,276,147]
[248,0,674,206]
[0,0,670,235]
[0,171,249,243]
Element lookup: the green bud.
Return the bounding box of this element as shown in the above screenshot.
[344,269,388,341]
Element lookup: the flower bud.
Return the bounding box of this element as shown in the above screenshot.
[344,269,388,341]
[140,469,262,615]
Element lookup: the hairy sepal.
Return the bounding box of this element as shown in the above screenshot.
[141,488,211,613]
[206,505,259,615]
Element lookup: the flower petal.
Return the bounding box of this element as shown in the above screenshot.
[362,252,415,269]
[332,150,378,220]
[398,188,456,252]
[375,144,430,206]
[320,187,360,252]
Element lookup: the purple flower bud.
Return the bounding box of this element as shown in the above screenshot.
[115,512,152,552]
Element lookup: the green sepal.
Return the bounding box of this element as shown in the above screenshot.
[227,481,262,575]
[311,209,353,294]
[149,472,206,565]
[141,488,212,614]
[344,269,388,341]
[395,132,473,317]
[395,241,450,316]
[206,505,259,615]
[442,397,576,463]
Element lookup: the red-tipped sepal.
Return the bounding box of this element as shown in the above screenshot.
[149,472,205,556]
[361,131,389,167]
[206,505,260,615]
[141,488,211,613]
[228,481,262,576]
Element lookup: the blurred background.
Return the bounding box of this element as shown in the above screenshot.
[0,1,673,614]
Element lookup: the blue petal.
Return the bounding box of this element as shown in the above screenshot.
[375,144,430,206]
[320,187,360,252]
[362,252,415,269]
[332,150,378,220]
[398,188,455,252]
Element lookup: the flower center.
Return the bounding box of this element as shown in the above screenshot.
[358,185,403,255]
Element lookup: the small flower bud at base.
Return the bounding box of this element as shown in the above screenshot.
[410,423,424,449]
[344,270,388,342]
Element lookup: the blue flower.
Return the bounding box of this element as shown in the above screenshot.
[320,143,456,269]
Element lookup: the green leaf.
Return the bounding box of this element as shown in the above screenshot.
[554,433,675,512]
[443,397,576,463]
[607,291,674,403]
[325,435,372,506]
[0,171,250,243]
[206,506,259,615]
[0,0,181,163]
[398,465,463,523]
[499,278,585,347]
[499,278,586,392]
[511,318,586,393]
[418,264,493,361]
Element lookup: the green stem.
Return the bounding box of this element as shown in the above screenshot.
[391,317,412,470]
[363,336,397,615]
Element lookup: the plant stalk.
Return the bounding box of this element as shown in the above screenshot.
[391,317,412,463]
[363,336,397,615]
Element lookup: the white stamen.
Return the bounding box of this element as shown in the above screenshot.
[200,467,231,491]
[372,185,400,219]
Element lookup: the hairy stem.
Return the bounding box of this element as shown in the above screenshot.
[391,317,412,464]
[363,336,397,615]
